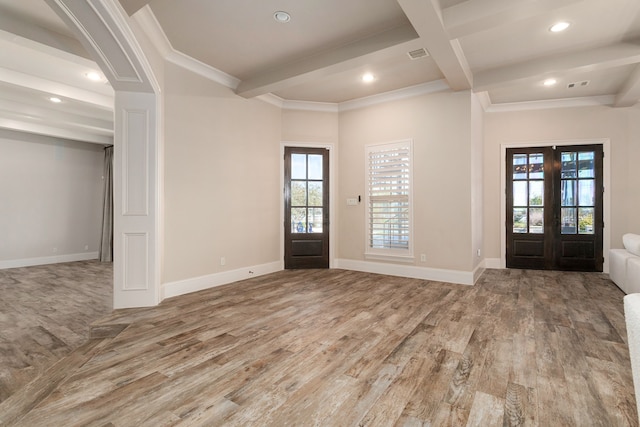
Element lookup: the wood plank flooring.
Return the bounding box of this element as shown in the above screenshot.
[1,267,637,426]
[0,261,112,404]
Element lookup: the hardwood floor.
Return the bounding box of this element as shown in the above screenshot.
[0,268,637,426]
[0,260,113,403]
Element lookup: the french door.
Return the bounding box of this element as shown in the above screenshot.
[506,145,603,271]
[284,147,329,269]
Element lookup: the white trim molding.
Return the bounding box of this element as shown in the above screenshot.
[335,258,478,286]
[0,252,99,270]
[484,258,503,269]
[162,261,282,300]
[484,95,615,113]
[339,80,450,112]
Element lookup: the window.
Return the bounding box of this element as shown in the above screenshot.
[365,140,413,259]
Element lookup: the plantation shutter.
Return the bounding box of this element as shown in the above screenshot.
[366,141,412,255]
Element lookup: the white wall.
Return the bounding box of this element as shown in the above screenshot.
[0,129,104,268]
[483,105,640,262]
[162,62,282,284]
[338,90,477,273]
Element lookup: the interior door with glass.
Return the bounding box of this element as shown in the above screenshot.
[507,147,554,270]
[554,145,603,271]
[506,145,603,271]
[284,147,329,269]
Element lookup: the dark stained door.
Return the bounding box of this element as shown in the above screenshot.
[284,147,329,269]
[506,145,603,271]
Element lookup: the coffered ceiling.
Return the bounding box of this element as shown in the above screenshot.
[1,0,640,143]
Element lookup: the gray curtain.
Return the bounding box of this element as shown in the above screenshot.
[99,146,114,262]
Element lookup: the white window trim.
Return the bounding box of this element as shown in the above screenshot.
[364,139,414,261]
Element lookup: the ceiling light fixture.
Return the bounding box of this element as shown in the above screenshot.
[550,21,570,32]
[85,71,102,81]
[543,78,557,86]
[273,11,291,23]
[362,73,375,83]
[49,97,62,103]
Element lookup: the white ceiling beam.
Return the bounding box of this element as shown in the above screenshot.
[474,43,640,92]
[0,99,113,133]
[118,0,153,16]
[614,64,640,107]
[0,117,113,144]
[396,0,472,90]
[443,0,584,39]
[0,67,114,110]
[236,24,420,99]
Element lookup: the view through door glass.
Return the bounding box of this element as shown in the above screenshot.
[284,147,329,269]
[507,145,603,271]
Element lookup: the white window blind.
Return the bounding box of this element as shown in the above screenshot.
[365,140,413,257]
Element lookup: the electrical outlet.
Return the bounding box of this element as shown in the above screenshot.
[220,257,226,266]
[420,254,426,262]
[347,198,358,206]
[84,245,89,251]
[477,249,481,257]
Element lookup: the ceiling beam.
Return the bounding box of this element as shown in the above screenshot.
[614,64,640,107]
[236,24,420,99]
[0,98,113,132]
[474,42,640,92]
[0,67,114,110]
[396,0,472,90]
[443,0,584,39]
[117,0,153,16]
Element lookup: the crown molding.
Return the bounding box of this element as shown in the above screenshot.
[475,91,492,110]
[256,93,284,108]
[134,5,240,90]
[283,99,339,113]
[485,95,616,112]
[339,79,450,112]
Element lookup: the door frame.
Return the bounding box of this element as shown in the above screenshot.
[499,139,611,273]
[280,141,336,269]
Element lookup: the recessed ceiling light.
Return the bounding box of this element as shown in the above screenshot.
[543,78,557,86]
[362,73,375,83]
[49,97,62,103]
[85,71,102,81]
[550,22,570,32]
[273,11,291,23]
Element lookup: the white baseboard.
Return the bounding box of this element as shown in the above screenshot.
[162,261,282,300]
[0,252,99,270]
[484,258,503,269]
[335,258,476,286]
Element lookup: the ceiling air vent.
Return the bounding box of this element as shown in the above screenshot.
[407,48,429,60]
[567,80,590,89]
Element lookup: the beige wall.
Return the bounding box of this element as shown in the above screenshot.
[282,109,339,144]
[338,91,477,271]
[162,63,282,283]
[483,105,640,261]
[0,130,104,263]
[470,93,484,271]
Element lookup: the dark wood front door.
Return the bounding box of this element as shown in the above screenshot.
[284,147,329,269]
[506,145,603,271]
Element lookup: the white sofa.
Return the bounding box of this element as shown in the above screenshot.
[610,234,640,294]
[625,294,640,423]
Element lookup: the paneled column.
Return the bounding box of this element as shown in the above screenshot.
[113,91,161,307]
